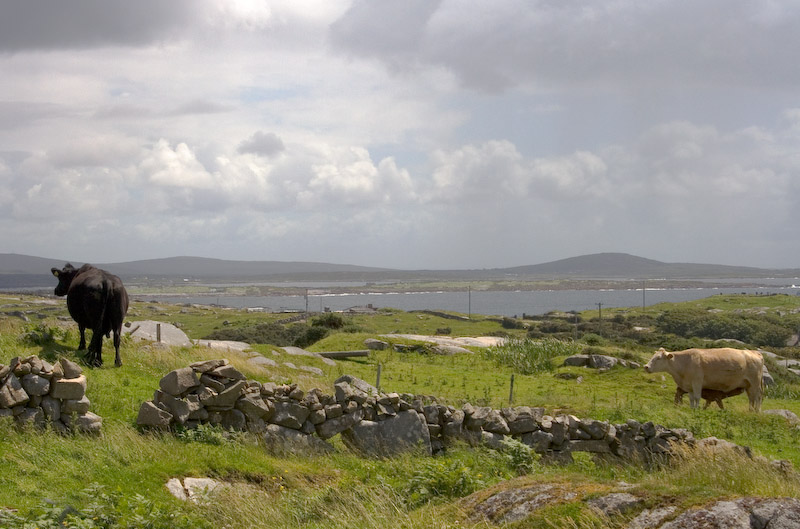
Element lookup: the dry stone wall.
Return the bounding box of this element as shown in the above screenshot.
[0,355,102,434]
[137,359,699,463]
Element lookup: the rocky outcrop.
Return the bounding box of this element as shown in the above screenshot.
[469,486,800,528]
[0,355,101,434]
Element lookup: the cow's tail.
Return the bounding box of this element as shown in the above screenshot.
[99,279,112,338]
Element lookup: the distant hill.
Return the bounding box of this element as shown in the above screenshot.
[1,252,797,289]
[500,252,785,279]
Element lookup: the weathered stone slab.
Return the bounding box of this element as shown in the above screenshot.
[342,410,431,456]
[189,359,228,373]
[316,410,363,440]
[50,374,87,400]
[263,424,334,455]
[209,364,246,380]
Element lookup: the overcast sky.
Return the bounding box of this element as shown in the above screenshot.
[1,1,799,270]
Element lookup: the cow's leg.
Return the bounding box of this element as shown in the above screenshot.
[689,381,702,409]
[88,328,104,367]
[78,325,87,350]
[746,382,762,412]
[716,399,724,410]
[674,387,686,405]
[113,327,122,367]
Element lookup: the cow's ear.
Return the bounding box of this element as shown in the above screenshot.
[51,268,60,277]
[665,352,673,360]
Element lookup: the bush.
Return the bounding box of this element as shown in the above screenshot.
[656,309,792,347]
[312,313,346,329]
[500,437,538,475]
[483,338,581,374]
[404,459,485,506]
[204,321,328,348]
[0,484,208,529]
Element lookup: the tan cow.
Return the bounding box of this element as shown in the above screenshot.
[644,347,763,411]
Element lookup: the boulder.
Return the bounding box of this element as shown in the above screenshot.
[159,368,199,396]
[586,492,642,515]
[235,394,273,422]
[61,396,91,415]
[137,401,173,428]
[21,374,50,396]
[263,424,334,456]
[364,338,388,350]
[562,354,590,367]
[271,401,310,430]
[58,358,83,379]
[0,373,29,408]
[343,410,432,456]
[203,380,248,409]
[75,411,102,434]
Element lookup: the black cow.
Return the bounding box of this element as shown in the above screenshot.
[51,263,129,367]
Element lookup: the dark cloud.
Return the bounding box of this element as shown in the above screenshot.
[329,0,800,93]
[237,131,285,158]
[329,0,442,68]
[0,0,200,51]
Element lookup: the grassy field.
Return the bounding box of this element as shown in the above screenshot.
[1,292,800,528]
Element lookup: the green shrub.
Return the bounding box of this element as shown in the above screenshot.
[656,309,792,347]
[0,484,208,529]
[403,458,485,506]
[500,437,539,475]
[312,313,346,329]
[483,338,581,374]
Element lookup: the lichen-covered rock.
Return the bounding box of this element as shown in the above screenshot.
[21,373,50,396]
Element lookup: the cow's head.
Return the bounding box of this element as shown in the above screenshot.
[644,347,673,373]
[51,263,78,296]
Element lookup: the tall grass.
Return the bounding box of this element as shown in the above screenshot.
[483,338,581,374]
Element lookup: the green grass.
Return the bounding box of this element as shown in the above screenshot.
[2,292,800,527]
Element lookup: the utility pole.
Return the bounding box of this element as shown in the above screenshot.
[468,285,471,320]
[597,302,603,335]
[642,280,646,310]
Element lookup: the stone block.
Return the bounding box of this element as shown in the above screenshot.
[50,375,87,400]
[62,396,91,415]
